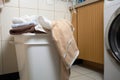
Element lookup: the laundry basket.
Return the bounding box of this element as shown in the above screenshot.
[12,33,60,80]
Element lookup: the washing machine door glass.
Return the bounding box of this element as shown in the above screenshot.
[108,14,120,62]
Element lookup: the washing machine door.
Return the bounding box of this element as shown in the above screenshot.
[106,8,120,63]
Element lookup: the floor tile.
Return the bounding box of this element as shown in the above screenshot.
[71,65,94,74]
[70,70,84,78]
[85,71,103,80]
[70,76,95,80]
[70,65,103,80]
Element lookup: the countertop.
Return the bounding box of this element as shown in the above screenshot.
[69,0,101,10]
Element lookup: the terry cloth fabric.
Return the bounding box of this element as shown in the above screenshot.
[51,20,79,80]
[11,21,37,28]
[9,23,45,35]
[11,15,52,33]
[38,16,52,30]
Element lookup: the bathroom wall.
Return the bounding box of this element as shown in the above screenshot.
[0,0,71,74]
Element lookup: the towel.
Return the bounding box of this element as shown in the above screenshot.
[12,15,38,24]
[9,23,45,35]
[11,21,37,28]
[51,19,79,80]
[11,15,51,33]
[12,15,52,29]
[38,16,52,30]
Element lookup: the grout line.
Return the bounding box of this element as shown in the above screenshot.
[70,75,96,80]
[38,9,54,12]
[37,0,39,15]
[18,0,20,17]
[54,0,55,20]
[71,65,103,80]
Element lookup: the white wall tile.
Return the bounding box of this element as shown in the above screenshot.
[0,21,2,41]
[20,8,38,17]
[2,40,18,74]
[55,0,67,12]
[20,0,38,9]
[39,10,54,20]
[0,41,2,75]
[55,11,65,20]
[1,7,19,41]
[4,0,19,7]
[65,11,71,21]
[0,0,72,75]
[39,0,55,11]
[0,9,2,41]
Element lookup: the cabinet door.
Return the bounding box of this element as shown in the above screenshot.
[78,1,104,64]
[72,11,78,43]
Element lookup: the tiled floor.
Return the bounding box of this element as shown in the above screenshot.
[70,65,103,80]
[18,65,103,80]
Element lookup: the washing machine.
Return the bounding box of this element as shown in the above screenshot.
[104,0,120,80]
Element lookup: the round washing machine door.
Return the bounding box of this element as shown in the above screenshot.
[106,8,120,63]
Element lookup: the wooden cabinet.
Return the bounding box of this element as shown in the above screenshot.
[72,1,104,64]
[72,12,78,43]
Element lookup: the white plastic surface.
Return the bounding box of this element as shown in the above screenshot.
[13,33,60,80]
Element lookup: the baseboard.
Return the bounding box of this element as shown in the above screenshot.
[83,60,104,72]
[0,72,19,80]
[73,59,83,65]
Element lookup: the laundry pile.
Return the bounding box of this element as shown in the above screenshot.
[9,15,52,35]
[9,16,79,80]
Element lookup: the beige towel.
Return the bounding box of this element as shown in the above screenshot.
[51,20,79,80]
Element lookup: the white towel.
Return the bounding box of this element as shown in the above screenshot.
[38,16,52,30]
[12,17,27,24]
[12,15,38,24]
[11,21,37,28]
[35,24,46,33]
[12,15,52,33]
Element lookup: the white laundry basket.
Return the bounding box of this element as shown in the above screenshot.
[12,33,60,80]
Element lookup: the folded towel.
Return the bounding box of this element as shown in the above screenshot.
[38,16,52,30]
[11,21,37,28]
[10,24,45,35]
[35,24,46,33]
[12,17,27,24]
[10,24,35,35]
[10,15,53,34]
[12,15,38,24]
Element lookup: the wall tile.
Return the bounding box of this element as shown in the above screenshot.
[39,0,55,11]
[20,8,38,17]
[0,7,19,41]
[2,40,18,74]
[0,41,2,75]
[0,0,72,75]
[55,0,67,12]
[39,10,54,20]
[0,18,2,41]
[4,0,19,7]
[20,0,38,9]
[65,11,71,21]
[55,11,65,20]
